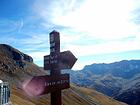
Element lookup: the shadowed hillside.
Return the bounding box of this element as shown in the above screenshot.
[0,44,127,105]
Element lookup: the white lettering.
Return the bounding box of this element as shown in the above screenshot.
[50,43,55,47]
[50,60,54,64]
[50,59,58,64]
[50,48,55,52]
[50,34,54,42]
[50,55,54,59]
[45,79,69,87]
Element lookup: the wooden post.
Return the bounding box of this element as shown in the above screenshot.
[49,31,61,105]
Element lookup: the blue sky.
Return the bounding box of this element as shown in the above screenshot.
[0,0,140,70]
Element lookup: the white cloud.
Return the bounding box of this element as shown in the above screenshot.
[20,34,49,45]
[64,39,140,57]
[18,18,24,33]
[34,0,140,39]
[32,0,140,69]
[69,38,140,70]
[0,19,23,34]
[60,32,81,44]
[28,51,48,61]
[72,60,91,70]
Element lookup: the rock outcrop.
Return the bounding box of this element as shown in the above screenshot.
[0,44,33,73]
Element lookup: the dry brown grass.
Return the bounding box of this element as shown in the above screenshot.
[70,85,127,105]
[9,85,127,105]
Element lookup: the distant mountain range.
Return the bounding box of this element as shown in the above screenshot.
[0,44,126,105]
[70,60,140,105]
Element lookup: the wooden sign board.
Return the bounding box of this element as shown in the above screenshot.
[44,51,77,70]
[24,74,69,96]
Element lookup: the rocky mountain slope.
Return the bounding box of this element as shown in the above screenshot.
[0,44,127,105]
[71,60,140,105]
[114,74,140,105]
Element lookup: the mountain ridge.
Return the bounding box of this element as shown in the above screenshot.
[71,59,140,105]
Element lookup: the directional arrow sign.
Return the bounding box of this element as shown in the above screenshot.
[44,51,77,70]
[23,74,70,96]
[59,51,77,70]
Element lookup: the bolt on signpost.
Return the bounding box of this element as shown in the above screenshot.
[44,30,77,105]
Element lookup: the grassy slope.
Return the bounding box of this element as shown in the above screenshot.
[70,85,127,105]
[10,84,127,105]
[10,85,91,105]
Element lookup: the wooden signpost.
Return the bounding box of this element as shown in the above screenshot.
[25,30,77,105]
[45,30,77,105]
